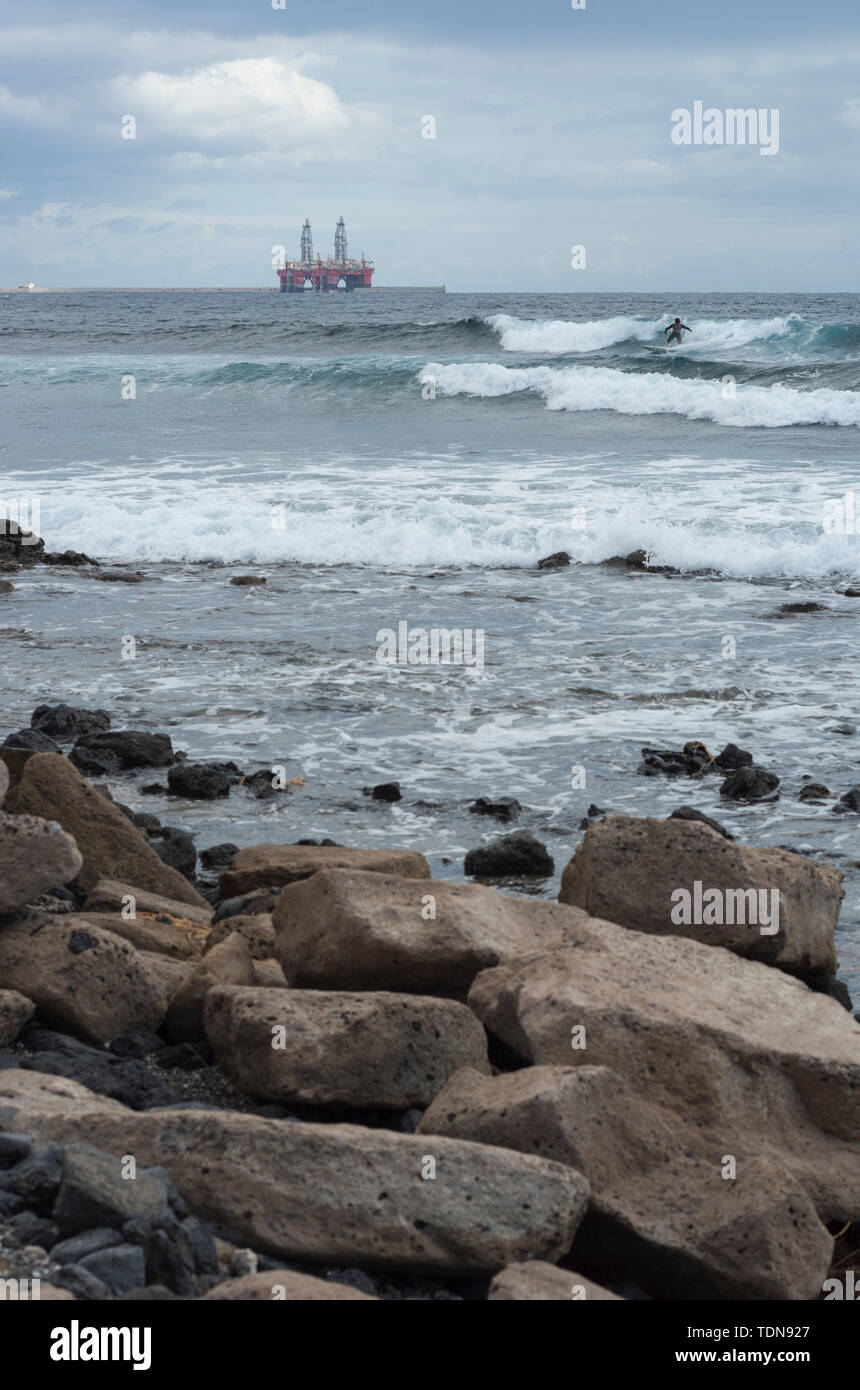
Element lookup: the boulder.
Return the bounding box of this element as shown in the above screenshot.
[82,878,211,926]
[204,913,274,960]
[273,870,589,993]
[368,781,401,802]
[468,797,521,823]
[204,986,490,1109]
[162,931,255,1042]
[3,728,62,753]
[537,551,571,569]
[252,959,289,989]
[464,832,553,878]
[64,912,200,961]
[70,731,173,771]
[9,756,208,906]
[558,814,840,976]
[466,924,860,1221]
[0,1070,589,1273]
[167,763,238,800]
[421,1066,834,1300]
[0,759,7,807]
[0,989,35,1045]
[201,1271,375,1300]
[0,915,166,1044]
[488,1260,620,1301]
[720,765,780,801]
[30,704,111,739]
[0,810,82,913]
[219,844,430,897]
[53,1141,170,1234]
[150,826,197,879]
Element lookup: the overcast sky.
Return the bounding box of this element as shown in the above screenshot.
[1,0,859,290]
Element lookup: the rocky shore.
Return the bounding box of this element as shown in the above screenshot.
[0,689,859,1303]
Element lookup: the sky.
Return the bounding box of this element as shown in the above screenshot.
[1,0,859,291]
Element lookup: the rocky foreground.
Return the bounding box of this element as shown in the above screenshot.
[0,703,858,1301]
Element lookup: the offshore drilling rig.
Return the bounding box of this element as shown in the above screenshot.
[277,218,374,293]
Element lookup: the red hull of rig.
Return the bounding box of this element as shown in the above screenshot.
[278,217,373,293]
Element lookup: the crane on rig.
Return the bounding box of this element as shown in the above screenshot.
[277,218,374,293]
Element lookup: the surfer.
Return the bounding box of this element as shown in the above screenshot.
[664,316,692,346]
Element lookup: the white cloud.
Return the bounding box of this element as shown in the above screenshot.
[112,56,375,157]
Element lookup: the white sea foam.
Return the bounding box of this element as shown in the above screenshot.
[422,361,860,427]
[487,313,801,355]
[29,466,860,580]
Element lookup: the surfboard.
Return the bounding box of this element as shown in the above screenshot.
[642,344,675,352]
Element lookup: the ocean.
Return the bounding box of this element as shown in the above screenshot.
[3,288,859,992]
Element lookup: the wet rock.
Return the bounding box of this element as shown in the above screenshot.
[578,803,607,830]
[843,586,860,598]
[469,797,521,823]
[71,730,174,770]
[713,742,753,770]
[42,550,96,566]
[464,832,554,879]
[219,844,430,898]
[9,755,207,906]
[366,781,401,802]
[0,915,167,1044]
[151,826,197,880]
[31,699,110,739]
[773,601,825,617]
[0,809,82,913]
[799,782,831,802]
[836,787,860,813]
[0,990,36,1047]
[91,569,144,583]
[167,763,239,800]
[719,765,780,801]
[3,728,62,753]
[537,551,571,569]
[274,870,587,993]
[559,813,840,975]
[205,985,490,1110]
[199,843,239,870]
[230,575,267,587]
[669,805,733,840]
[0,519,44,563]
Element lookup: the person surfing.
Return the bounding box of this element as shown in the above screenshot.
[663,316,692,347]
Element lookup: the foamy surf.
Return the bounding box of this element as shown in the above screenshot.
[422,361,860,427]
[488,312,808,356]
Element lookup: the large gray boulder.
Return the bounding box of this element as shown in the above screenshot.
[204,986,490,1109]
[274,869,589,992]
[559,814,841,976]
